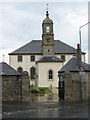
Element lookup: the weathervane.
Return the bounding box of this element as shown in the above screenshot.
[46,3,49,17]
[46,3,49,11]
[3,54,5,62]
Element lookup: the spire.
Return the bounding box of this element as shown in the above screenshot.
[46,4,49,17]
[43,3,53,24]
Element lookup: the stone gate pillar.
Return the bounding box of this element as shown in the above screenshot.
[21,71,30,101]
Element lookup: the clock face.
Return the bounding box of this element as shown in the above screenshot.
[46,26,50,32]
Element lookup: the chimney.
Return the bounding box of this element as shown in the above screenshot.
[77,44,81,68]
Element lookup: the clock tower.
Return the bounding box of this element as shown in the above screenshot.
[42,9,55,55]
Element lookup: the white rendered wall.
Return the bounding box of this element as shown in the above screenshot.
[9,54,85,76]
[37,62,63,88]
[9,55,42,75]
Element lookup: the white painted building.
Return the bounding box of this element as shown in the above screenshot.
[9,9,85,88]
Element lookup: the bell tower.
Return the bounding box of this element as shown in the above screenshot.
[42,4,55,56]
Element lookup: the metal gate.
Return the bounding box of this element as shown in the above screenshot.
[58,80,64,100]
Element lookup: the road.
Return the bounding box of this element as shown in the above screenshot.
[2,100,88,118]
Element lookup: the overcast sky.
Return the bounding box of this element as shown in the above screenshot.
[0,1,89,63]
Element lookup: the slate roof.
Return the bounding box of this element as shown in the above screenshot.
[59,57,90,72]
[37,56,64,62]
[9,40,85,55]
[43,16,53,24]
[0,62,21,76]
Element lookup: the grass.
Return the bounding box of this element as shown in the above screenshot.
[29,85,52,94]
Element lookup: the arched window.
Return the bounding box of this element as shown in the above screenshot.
[30,67,35,79]
[48,70,53,79]
[17,67,23,74]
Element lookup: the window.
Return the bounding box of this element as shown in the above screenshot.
[17,67,23,74]
[30,67,35,79]
[46,26,50,32]
[18,55,22,62]
[61,55,65,61]
[48,70,53,79]
[31,55,35,62]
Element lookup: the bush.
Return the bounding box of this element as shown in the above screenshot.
[29,85,34,92]
[38,87,52,94]
[38,88,45,93]
[30,89,39,93]
[29,85,52,94]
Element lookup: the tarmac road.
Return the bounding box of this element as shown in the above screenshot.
[2,100,88,118]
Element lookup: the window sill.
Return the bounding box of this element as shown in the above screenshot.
[48,79,54,81]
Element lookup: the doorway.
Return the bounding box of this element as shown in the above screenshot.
[58,80,64,99]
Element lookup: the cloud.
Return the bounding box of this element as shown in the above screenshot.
[0,2,88,63]
[0,48,14,63]
[0,3,43,50]
[52,3,88,50]
[0,0,89,2]
[67,14,88,28]
[53,3,88,28]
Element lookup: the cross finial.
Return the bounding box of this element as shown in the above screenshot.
[46,3,49,17]
[3,54,5,62]
[46,4,49,11]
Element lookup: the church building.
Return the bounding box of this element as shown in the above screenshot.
[9,9,85,88]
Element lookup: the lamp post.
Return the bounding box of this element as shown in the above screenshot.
[79,22,90,50]
[79,22,90,100]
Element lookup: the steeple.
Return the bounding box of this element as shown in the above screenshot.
[42,4,55,56]
[42,4,53,24]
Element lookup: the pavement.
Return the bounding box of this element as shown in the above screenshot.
[1,93,89,118]
[2,99,88,112]
[2,100,88,119]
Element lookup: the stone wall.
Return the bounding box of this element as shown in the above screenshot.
[21,71,30,101]
[0,76,2,119]
[2,71,30,101]
[0,76,2,102]
[2,76,22,101]
[61,71,89,101]
[88,72,90,100]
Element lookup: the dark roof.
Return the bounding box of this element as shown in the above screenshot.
[43,16,53,24]
[86,63,90,69]
[9,40,42,55]
[37,56,64,62]
[0,62,21,76]
[59,57,90,72]
[9,40,85,55]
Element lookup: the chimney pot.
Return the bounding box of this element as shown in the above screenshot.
[77,43,81,68]
[77,44,80,50]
